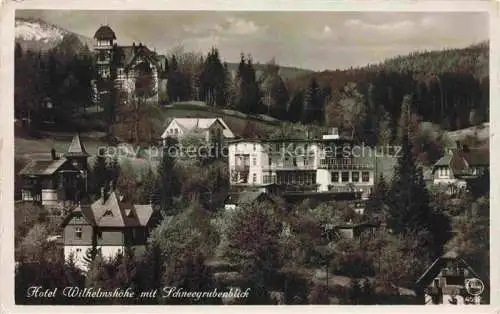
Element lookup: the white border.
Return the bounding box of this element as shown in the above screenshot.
[1,1,498,313]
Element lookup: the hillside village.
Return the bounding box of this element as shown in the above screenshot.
[14,21,490,305]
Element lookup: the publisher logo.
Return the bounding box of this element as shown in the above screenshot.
[465,278,484,296]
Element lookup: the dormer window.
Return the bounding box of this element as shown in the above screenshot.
[75,227,82,239]
[103,209,113,217]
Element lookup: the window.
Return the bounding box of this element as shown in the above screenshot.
[253,157,257,166]
[332,172,340,183]
[75,227,82,239]
[97,231,102,239]
[362,171,370,182]
[253,144,256,151]
[174,128,179,136]
[352,172,360,183]
[341,172,349,182]
[252,173,257,183]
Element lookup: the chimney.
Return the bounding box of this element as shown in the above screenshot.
[51,148,57,160]
[100,187,105,204]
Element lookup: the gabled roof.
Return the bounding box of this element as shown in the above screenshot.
[94,25,116,40]
[433,148,489,175]
[415,251,481,286]
[226,191,272,205]
[162,118,235,138]
[19,158,70,176]
[460,148,489,166]
[64,134,89,158]
[64,191,155,228]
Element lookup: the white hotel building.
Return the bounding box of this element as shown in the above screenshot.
[228,129,379,200]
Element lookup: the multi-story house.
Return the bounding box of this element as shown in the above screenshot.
[228,128,386,203]
[432,142,489,193]
[416,251,486,305]
[93,25,165,107]
[19,134,89,208]
[160,117,235,144]
[61,188,160,271]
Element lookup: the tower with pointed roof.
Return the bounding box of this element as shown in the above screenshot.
[64,134,90,195]
[94,25,116,80]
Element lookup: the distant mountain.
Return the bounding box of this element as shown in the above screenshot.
[288,41,489,91]
[225,62,314,81]
[15,17,93,51]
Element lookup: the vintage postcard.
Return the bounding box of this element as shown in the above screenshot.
[0,0,498,312]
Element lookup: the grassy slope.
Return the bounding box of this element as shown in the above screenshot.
[160,101,282,137]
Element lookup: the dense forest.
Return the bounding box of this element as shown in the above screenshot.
[14,30,489,146]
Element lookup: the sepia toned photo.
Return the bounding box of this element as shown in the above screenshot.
[10,7,490,306]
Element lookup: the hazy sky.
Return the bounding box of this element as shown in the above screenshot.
[17,10,489,71]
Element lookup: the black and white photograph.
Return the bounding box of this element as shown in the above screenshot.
[3,1,494,308]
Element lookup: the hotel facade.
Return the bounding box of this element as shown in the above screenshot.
[228,129,384,200]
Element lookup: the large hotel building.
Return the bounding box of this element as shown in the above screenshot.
[228,128,396,203]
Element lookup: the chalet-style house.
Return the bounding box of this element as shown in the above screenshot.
[61,188,159,271]
[161,117,235,144]
[432,143,489,193]
[227,128,396,204]
[224,190,276,211]
[93,25,165,107]
[19,134,89,208]
[415,251,486,305]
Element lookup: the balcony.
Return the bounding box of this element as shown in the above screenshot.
[319,159,374,170]
[262,164,316,171]
[94,45,112,50]
[279,184,319,193]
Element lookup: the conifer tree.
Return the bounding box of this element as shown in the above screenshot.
[156,137,180,212]
[302,78,323,125]
[366,173,388,215]
[288,90,305,123]
[377,110,392,146]
[386,134,448,250]
[91,148,108,197]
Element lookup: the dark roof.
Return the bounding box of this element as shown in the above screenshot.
[227,191,272,205]
[94,25,116,40]
[113,44,159,69]
[64,191,155,228]
[415,251,481,286]
[460,148,489,166]
[433,148,489,174]
[65,134,89,158]
[19,158,69,176]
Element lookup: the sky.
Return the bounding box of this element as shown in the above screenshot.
[16,10,489,71]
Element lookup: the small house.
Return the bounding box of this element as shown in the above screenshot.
[19,134,89,207]
[432,143,489,194]
[61,188,160,271]
[160,117,235,144]
[415,251,486,305]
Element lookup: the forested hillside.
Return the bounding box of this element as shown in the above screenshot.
[14,16,489,151]
[287,41,489,134]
